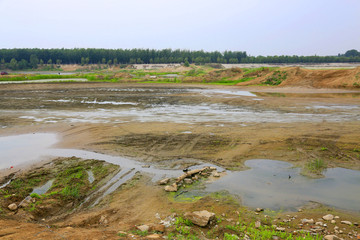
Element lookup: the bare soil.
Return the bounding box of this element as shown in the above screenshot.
[0,82,359,239]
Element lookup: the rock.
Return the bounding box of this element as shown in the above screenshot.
[354,222,359,226]
[99,215,108,225]
[315,221,323,226]
[192,175,199,181]
[255,221,261,228]
[276,227,286,231]
[8,203,17,211]
[146,234,161,239]
[331,220,336,224]
[323,214,335,221]
[149,223,165,233]
[209,167,217,171]
[164,183,177,192]
[142,165,150,168]
[212,171,220,177]
[184,210,215,227]
[334,216,340,219]
[243,234,250,240]
[255,208,264,212]
[324,235,341,240]
[184,178,193,184]
[136,224,150,232]
[340,220,352,225]
[298,208,303,212]
[301,218,314,224]
[159,178,170,185]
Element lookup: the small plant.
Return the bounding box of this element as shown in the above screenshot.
[320,147,328,151]
[131,230,148,237]
[306,159,327,173]
[30,193,41,199]
[224,233,239,240]
[263,70,287,86]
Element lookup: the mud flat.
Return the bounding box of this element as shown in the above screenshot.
[0,83,359,239]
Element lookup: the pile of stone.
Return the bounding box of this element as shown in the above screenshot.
[159,166,220,192]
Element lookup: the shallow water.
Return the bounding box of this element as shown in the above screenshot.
[206,160,360,211]
[31,179,55,195]
[0,133,58,169]
[0,133,359,211]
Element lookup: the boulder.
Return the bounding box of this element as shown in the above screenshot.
[340,220,352,225]
[324,235,342,240]
[184,210,216,227]
[149,223,165,233]
[158,178,170,185]
[8,203,17,211]
[323,214,334,221]
[184,179,193,184]
[146,234,161,239]
[301,218,314,224]
[136,224,150,232]
[255,208,264,212]
[164,183,178,192]
[212,171,220,177]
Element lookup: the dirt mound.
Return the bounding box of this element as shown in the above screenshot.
[236,67,360,88]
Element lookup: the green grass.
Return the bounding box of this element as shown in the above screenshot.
[306,159,327,173]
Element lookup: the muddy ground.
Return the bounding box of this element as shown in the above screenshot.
[0,83,360,239]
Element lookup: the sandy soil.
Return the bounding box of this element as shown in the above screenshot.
[0,83,359,239]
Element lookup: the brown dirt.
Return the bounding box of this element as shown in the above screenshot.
[0,82,359,239]
[237,67,360,88]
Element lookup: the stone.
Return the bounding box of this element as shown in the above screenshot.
[184,178,193,184]
[315,221,323,226]
[149,223,165,233]
[209,167,217,171]
[192,175,199,181]
[323,214,335,221]
[340,220,352,225]
[8,203,17,211]
[164,183,177,192]
[146,234,161,239]
[184,210,216,227]
[159,178,170,185]
[255,208,264,212]
[324,235,341,240]
[334,216,340,219]
[212,171,220,177]
[301,218,314,224]
[276,227,286,231]
[99,215,108,225]
[255,221,261,228]
[331,220,336,224]
[136,224,150,232]
[142,165,150,168]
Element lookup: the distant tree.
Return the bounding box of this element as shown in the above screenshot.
[29,54,39,69]
[344,49,360,57]
[9,58,18,70]
[113,58,118,65]
[107,59,112,65]
[18,59,29,69]
[81,57,86,66]
[85,57,90,65]
[102,58,106,64]
[47,59,53,65]
[184,58,190,67]
[39,59,44,66]
[56,59,62,65]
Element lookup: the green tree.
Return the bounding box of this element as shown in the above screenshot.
[29,54,39,69]
[184,58,190,67]
[9,58,18,70]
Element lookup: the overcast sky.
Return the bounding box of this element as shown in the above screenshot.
[1,0,359,56]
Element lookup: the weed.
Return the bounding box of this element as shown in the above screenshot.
[320,147,328,151]
[131,230,148,237]
[306,159,327,173]
[263,70,287,85]
[117,232,127,237]
[224,233,239,240]
[30,193,41,199]
[61,186,80,199]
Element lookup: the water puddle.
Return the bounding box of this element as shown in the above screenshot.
[190,89,257,97]
[206,160,360,211]
[1,133,360,211]
[31,179,55,195]
[0,133,58,169]
[87,170,95,184]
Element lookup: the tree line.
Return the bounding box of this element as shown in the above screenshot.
[0,48,359,70]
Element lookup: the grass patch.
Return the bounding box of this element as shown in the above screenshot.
[262,70,287,85]
[306,159,327,174]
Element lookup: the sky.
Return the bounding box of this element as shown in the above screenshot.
[1,0,359,56]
